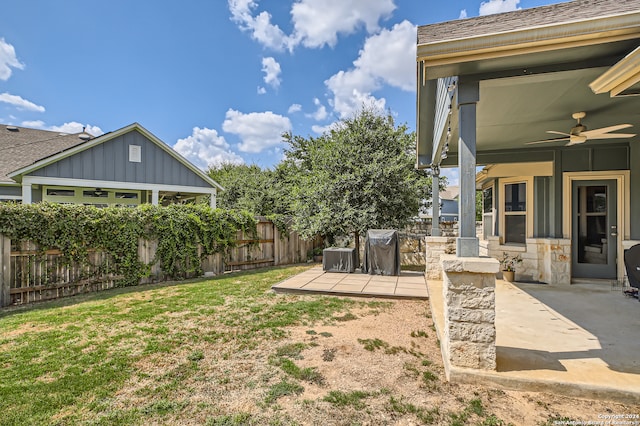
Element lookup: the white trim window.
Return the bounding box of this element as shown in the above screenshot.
[499,177,533,245]
[43,186,141,207]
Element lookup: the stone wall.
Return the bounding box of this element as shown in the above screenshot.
[484,236,571,285]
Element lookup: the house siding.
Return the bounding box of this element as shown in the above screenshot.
[0,185,21,197]
[29,130,211,188]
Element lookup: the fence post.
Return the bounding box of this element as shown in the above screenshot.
[1,234,10,307]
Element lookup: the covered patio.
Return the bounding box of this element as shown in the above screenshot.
[428,278,640,403]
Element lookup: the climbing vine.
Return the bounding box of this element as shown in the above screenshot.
[0,203,257,286]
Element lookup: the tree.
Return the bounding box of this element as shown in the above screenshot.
[208,163,272,214]
[282,106,436,257]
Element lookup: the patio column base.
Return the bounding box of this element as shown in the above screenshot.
[425,236,455,280]
[441,255,499,374]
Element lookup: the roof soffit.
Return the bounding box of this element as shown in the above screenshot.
[417,11,640,79]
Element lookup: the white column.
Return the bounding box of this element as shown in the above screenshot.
[21,182,32,204]
[151,189,159,206]
[210,191,216,209]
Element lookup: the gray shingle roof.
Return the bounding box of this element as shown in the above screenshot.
[417,0,640,45]
[0,125,91,183]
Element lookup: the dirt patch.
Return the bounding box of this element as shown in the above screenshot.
[107,298,638,425]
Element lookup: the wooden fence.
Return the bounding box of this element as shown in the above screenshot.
[0,218,318,307]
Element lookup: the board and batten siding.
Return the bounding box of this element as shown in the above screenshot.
[0,185,21,197]
[28,130,211,188]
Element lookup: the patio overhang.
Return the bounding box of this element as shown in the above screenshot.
[417,5,640,168]
[416,0,640,258]
[589,46,640,97]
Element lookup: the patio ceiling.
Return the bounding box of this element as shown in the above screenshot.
[471,65,639,153]
[417,5,640,168]
[438,49,640,163]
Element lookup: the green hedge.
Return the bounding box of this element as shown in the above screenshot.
[0,203,257,285]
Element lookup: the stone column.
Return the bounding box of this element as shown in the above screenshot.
[441,255,499,372]
[425,236,455,280]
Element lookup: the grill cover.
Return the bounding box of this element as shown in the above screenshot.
[624,244,640,289]
[323,248,356,273]
[364,229,400,276]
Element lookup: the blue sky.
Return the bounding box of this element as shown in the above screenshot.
[1,0,560,184]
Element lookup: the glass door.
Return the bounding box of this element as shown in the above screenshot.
[572,180,617,279]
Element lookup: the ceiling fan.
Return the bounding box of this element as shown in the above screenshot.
[526,112,635,146]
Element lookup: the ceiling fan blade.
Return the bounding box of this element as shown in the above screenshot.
[525,137,569,145]
[566,135,588,146]
[586,133,637,140]
[546,130,571,137]
[582,124,632,136]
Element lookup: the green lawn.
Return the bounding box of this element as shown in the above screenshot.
[0,265,365,425]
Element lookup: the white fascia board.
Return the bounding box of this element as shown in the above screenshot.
[22,176,217,196]
[8,123,225,192]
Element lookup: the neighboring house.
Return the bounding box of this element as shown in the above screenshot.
[0,122,223,207]
[440,186,459,222]
[416,0,640,284]
[421,185,460,222]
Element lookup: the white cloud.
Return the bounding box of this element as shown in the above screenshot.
[257,86,266,94]
[479,0,520,15]
[21,120,104,136]
[324,20,414,118]
[228,0,294,51]
[20,120,45,128]
[261,56,281,88]
[0,92,45,112]
[326,68,385,118]
[290,0,396,48]
[20,120,104,136]
[0,38,24,81]
[311,122,336,134]
[459,9,468,19]
[174,126,244,170]
[48,122,104,136]
[222,108,292,153]
[353,20,416,91]
[228,0,396,51]
[306,98,328,121]
[288,103,302,114]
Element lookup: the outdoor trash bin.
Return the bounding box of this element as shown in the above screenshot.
[363,229,400,276]
[322,248,356,273]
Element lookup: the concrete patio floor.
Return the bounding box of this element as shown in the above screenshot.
[429,278,640,404]
[271,266,428,299]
